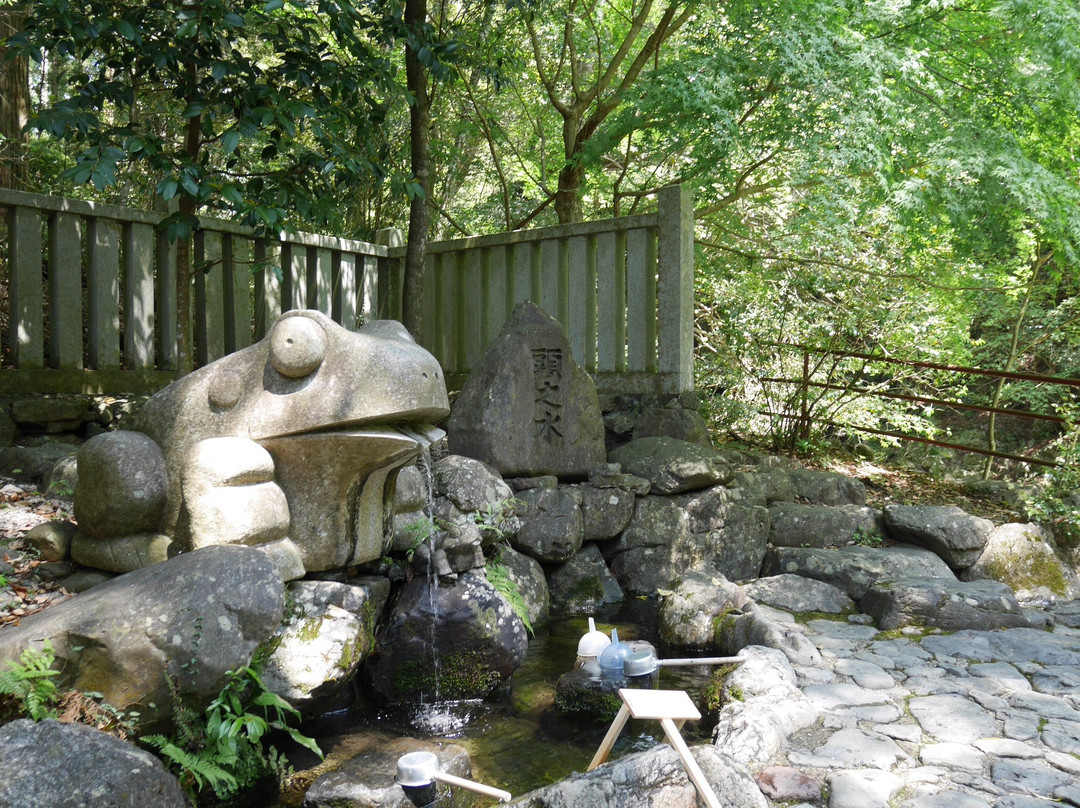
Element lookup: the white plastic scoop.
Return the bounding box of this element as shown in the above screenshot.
[395,751,512,804]
[576,617,612,658]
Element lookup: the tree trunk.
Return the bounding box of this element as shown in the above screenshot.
[403,0,430,342]
[0,9,30,190]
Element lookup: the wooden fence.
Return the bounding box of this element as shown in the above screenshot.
[0,185,694,396]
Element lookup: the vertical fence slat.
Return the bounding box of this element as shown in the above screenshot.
[657,184,694,392]
[311,246,332,314]
[512,242,532,306]
[439,252,458,373]
[464,250,482,369]
[254,239,282,341]
[420,252,437,355]
[336,252,355,328]
[596,231,625,373]
[88,217,121,369]
[625,228,650,373]
[156,229,177,369]
[361,254,378,323]
[124,222,156,369]
[231,236,253,349]
[10,207,44,369]
[486,246,507,345]
[567,234,594,371]
[540,238,561,325]
[288,242,307,311]
[49,212,83,369]
[199,230,226,363]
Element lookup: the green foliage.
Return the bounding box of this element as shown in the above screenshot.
[485,551,533,636]
[0,641,60,722]
[1026,399,1080,549]
[142,665,321,803]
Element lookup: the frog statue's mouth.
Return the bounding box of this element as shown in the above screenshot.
[259,423,445,570]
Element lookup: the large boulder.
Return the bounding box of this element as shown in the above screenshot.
[73,431,167,538]
[493,544,550,631]
[860,576,1049,631]
[0,544,284,730]
[659,571,747,651]
[547,542,624,612]
[676,486,770,581]
[767,502,861,549]
[511,744,768,808]
[366,571,528,703]
[788,468,865,506]
[712,646,819,766]
[576,482,637,541]
[0,719,188,808]
[883,504,993,570]
[511,485,585,563]
[608,437,731,495]
[960,522,1080,601]
[261,578,388,715]
[433,454,514,514]
[447,301,606,480]
[605,496,692,595]
[742,574,855,615]
[760,544,955,599]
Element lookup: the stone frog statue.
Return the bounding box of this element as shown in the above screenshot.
[71,310,450,578]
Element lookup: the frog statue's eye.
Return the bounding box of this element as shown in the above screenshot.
[269,316,327,378]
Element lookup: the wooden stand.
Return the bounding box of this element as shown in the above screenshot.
[587,689,720,808]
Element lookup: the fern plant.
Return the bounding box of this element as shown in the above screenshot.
[0,641,61,721]
[485,552,534,636]
[143,665,321,803]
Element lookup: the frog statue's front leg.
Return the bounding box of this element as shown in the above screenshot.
[71,431,306,579]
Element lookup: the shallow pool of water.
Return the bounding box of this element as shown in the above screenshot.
[299,601,720,800]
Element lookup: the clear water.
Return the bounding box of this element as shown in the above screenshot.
[299,601,719,800]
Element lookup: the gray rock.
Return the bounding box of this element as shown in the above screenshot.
[0,407,14,447]
[511,486,585,563]
[302,736,472,808]
[261,578,386,715]
[366,571,528,702]
[789,727,906,769]
[658,571,747,650]
[860,576,1047,631]
[768,502,859,549]
[494,544,550,630]
[714,603,822,666]
[0,719,188,808]
[712,646,819,765]
[788,468,866,506]
[761,544,955,599]
[588,462,651,495]
[608,436,731,495]
[918,742,985,771]
[883,504,993,570]
[606,496,691,595]
[0,443,80,484]
[70,530,175,573]
[73,431,167,539]
[908,694,997,743]
[730,467,796,505]
[10,396,89,427]
[60,568,116,592]
[631,406,714,447]
[825,769,901,808]
[42,454,78,499]
[23,520,76,562]
[511,743,768,808]
[0,544,284,732]
[433,454,514,514]
[576,482,636,540]
[447,301,606,480]
[960,522,1080,600]
[742,574,854,615]
[547,542,623,612]
[992,757,1073,797]
[676,486,771,581]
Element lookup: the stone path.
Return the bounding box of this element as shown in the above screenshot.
[752,607,1080,808]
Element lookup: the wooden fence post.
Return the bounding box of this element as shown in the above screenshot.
[656,184,694,393]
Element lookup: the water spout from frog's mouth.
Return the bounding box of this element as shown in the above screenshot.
[259,424,445,571]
